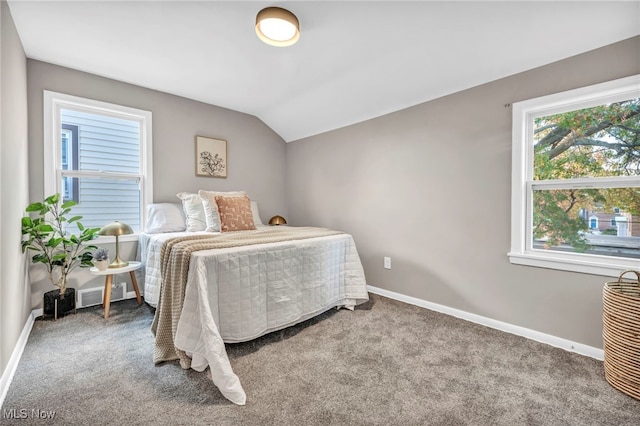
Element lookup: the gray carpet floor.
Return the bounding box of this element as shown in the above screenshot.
[1,293,639,425]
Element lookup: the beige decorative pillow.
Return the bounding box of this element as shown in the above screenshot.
[215,195,256,232]
[198,190,246,232]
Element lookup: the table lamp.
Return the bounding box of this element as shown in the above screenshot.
[98,221,133,268]
[268,215,287,225]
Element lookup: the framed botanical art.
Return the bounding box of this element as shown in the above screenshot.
[195,136,227,178]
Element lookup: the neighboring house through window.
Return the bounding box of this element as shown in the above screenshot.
[44,91,153,234]
[509,75,640,277]
[61,123,79,202]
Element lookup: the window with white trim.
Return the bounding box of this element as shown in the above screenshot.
[509,75,640,277]
[44,91,153,236]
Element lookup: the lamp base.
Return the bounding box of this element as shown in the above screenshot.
[108,258,129,268]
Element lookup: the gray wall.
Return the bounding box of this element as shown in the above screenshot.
[26,60,288,305]
[27,60,287,214]
[0,0,30,378]
[286,36,640,349]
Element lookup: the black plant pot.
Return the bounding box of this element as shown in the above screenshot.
[43,288,76,320]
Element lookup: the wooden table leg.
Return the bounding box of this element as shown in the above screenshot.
[129,271,142,305]
[104,274,113,319]
[102,276,107,307]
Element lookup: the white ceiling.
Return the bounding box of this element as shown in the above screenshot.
[7,1,640,142]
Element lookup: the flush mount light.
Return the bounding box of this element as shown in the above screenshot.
[255,7,300,47]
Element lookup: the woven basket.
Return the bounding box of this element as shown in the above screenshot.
[603,270,640,400]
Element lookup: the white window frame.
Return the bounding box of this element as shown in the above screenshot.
[43,91,153,242]
[509,75,640,277]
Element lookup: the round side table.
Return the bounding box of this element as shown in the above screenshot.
[90,261,142,318]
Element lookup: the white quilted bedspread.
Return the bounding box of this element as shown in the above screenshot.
[139,228,369,404]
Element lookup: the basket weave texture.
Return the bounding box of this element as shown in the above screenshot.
[603,270,640,400]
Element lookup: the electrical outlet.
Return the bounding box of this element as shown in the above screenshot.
[384,257,391,269]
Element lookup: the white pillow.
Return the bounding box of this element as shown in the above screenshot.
[145,203,186,234]
[198,190,246,232]
[177,192,207,232]
[251,201,263,226]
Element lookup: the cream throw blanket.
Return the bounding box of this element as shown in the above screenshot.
[151,226,344,404]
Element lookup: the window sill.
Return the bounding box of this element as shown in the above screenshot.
[508,251,637,278]
[92,233,140,245]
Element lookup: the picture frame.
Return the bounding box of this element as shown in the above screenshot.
[195,136,227,178]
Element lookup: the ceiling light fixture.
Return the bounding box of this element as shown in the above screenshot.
[255,7,300,47]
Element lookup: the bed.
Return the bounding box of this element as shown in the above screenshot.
[138,217,369,405]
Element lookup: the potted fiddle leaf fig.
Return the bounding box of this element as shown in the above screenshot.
[21,193,100,319]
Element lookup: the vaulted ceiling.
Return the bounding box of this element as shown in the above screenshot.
[7,1,640,142]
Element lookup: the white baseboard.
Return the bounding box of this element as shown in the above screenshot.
[0,291,144,408]
[126,290,143,300]
[367,285,604,361]
[0,310,37,408]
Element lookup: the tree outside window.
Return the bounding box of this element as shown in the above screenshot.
[510,75,640,276]
[532,98,639,258]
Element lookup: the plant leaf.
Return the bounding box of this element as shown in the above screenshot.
[46,237,63,248]
[67,215,82,224]
[52,253,67,261]
[61,200,77,209]
[37,224,54,233]
[25,202,44,212]
[45,194,59,205]
[32,254,48,263]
